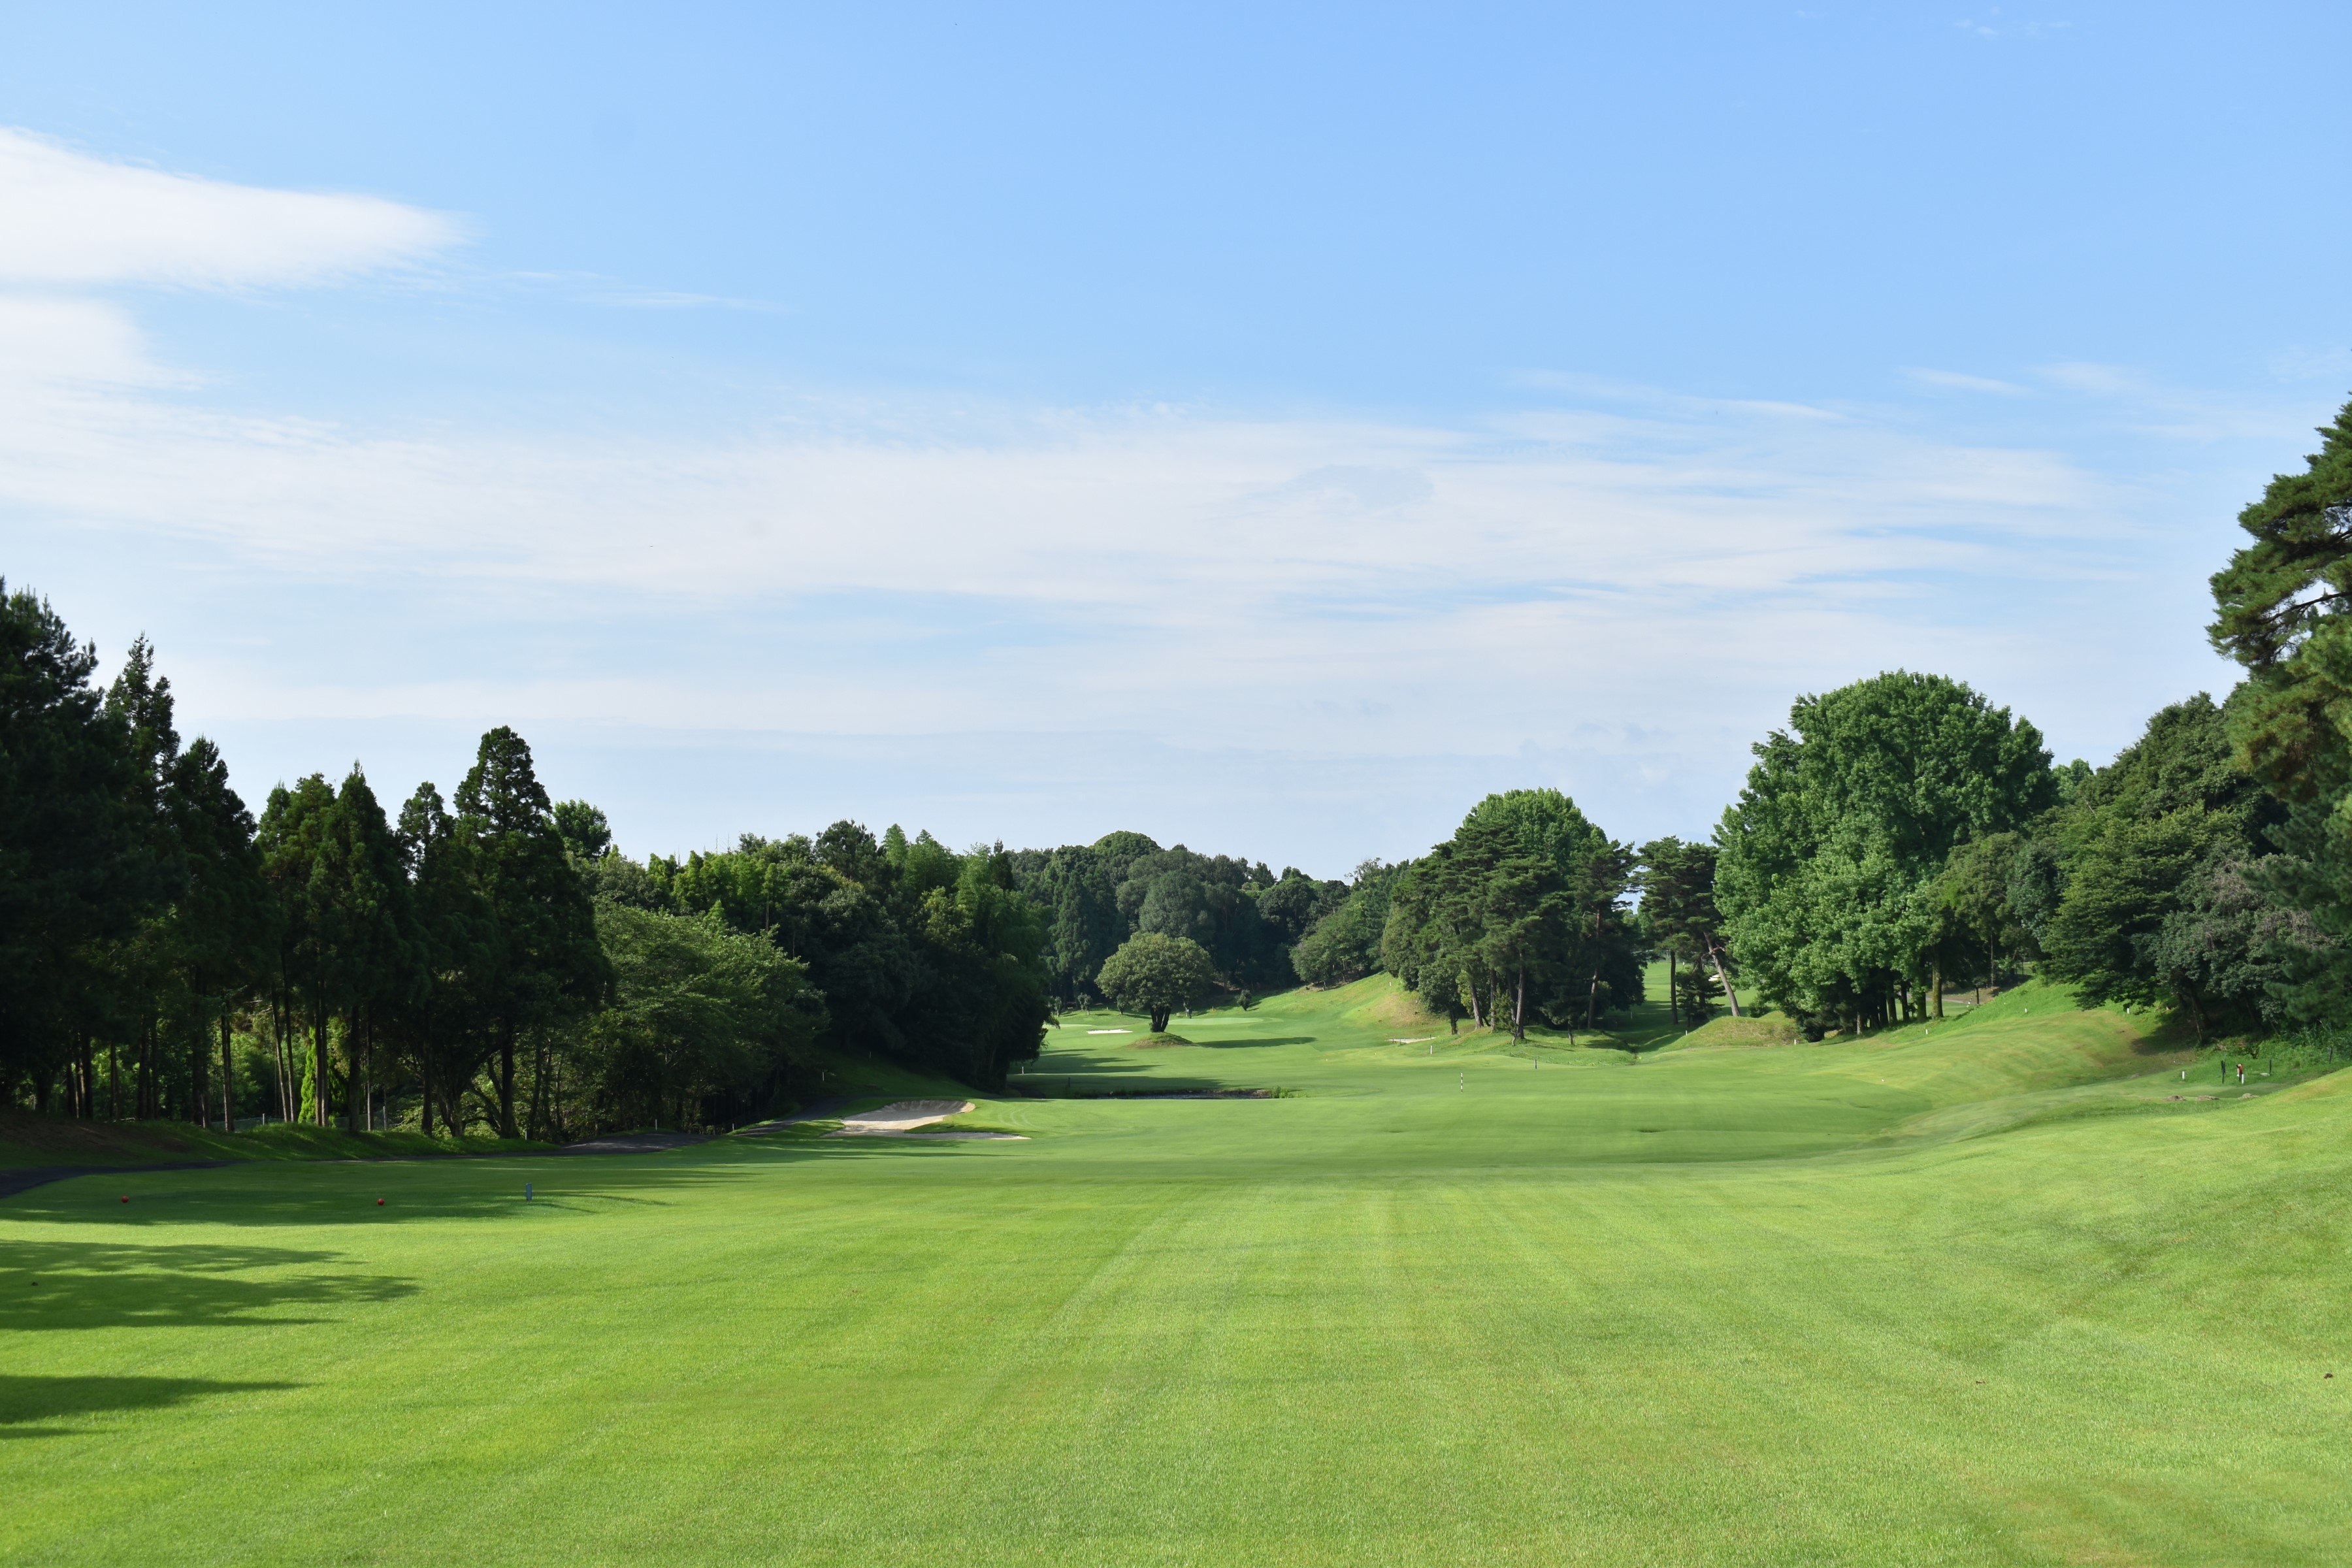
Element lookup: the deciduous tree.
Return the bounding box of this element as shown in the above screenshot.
[1096,932,1216,1033]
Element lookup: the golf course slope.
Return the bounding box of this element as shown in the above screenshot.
[5,975,2347,1566]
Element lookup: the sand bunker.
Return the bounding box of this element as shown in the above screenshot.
[828,1100,1026,1141]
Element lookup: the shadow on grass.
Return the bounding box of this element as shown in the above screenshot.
[0,1373,301,1437]
[0,1239,417,1329]
[1011,1071,1229,1096]
[0,1137,1016,1229]
[1189,1036,1313,1051]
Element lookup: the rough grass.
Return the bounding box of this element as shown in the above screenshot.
[0,1109,540,1171]
[1673,1012,1799,1049]
[8,975,2351,1565]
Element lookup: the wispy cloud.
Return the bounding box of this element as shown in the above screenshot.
[2033,360,2317,442]
[0,351,2159,752]
[1952,12,2072,41]
[0,127,459,289]
[1906,367,2033,397]
[507,269,787,313]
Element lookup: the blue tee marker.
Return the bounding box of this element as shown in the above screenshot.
[525,1182,533,1202]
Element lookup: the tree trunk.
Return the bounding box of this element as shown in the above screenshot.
[530,1032,550,1141]
[312,1003,331,1127]
[191,1005,210,1128]
[1932,966,1944,1020]
[345,1011,366,1135]
[270,994,287,1120]
[2176,981,2209,1043]
[1512,966,1527,1043]
[1706,939,1741,1018]
[1988,935,1997,994]
[421,1058,434,1137]
[281,992,298,1122]
[498,1024,518,1138]
[1150,1007,1171,1032]
[1667,950,1678,1026]
[220,1004,236,1132]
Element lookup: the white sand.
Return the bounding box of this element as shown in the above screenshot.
[827,1100,1026,1140]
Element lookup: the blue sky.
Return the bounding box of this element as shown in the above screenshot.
[4,2,2348,874]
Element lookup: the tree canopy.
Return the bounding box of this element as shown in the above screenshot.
[1717,671,2055,1033]
[1096,932,1217,1034]
[1379,790,1639,1039]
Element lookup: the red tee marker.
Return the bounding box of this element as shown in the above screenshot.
[119,1196,128,1203]
[377,1198,385,1205]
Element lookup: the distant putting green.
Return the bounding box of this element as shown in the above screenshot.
[6,975,2348,1565]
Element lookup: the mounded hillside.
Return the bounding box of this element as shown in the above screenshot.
[1674,1013,1799,1049]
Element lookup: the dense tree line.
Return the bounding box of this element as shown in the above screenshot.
[1007,834,1348,1006]
[629,823,1051,1089]
[0,587,1041,1132]
[1697,393,2352,1045]
[1049,793,1654,1039]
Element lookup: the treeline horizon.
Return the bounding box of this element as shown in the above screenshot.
[12,393,2352,1133]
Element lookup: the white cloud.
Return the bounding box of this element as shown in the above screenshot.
[0,295,176,385]
[0,127,457,289]
[1906,367,2033,397]
[0,357,2167,773]
[0,387,2125,612]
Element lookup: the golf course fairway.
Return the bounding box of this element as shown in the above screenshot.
[5,976,2347,1565]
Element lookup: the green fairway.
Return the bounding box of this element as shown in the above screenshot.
[6,979,2347,1566]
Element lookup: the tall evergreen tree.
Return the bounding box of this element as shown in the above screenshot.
[0,587,157,1112]
[1637,838,1731,1024]
[454,728,608,1137]
[316,768,417,1132]
[395,783,493,1136]
[163,737,272,1128]
[257,775,338,1123]
[2206,397,2352,1022]
[2027,696,2290,1037]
